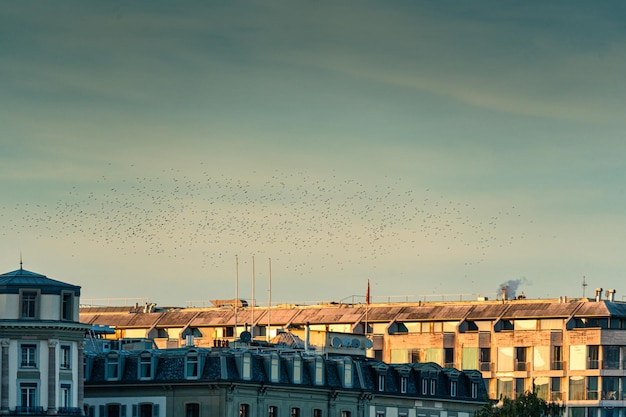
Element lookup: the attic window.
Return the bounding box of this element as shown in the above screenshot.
[20,290,39,319]
[186,350,200,379]
[61,291,74,321]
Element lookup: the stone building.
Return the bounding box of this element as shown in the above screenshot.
[82,290,626,417]
[82,342,488,417]
[0,266,90,416]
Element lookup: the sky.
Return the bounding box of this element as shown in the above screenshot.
[1,1,626,307]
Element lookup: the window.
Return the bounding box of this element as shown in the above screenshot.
[186,351,199,378]
[421,378,428,395]
[21,344,37,368]
[603,346,620,369]
[139,403,157,417]
[444,348,454,368]
[20,382,38,408]
[106,354,120,380]
[61,345,71,369]
[400,376,408,393]
[61,292,74,320]
[430,378,436,395]
[84,405,95,417]
[60,384,71,408]
[270,354,280,382]
[268,406,278,417]
[569,376,585,400]
[376,412,385,417]
[291,408,300,417]
[239,404,250,417]
[515,378,525,398]
[186,403,200,417]
[471,382,478,398]
[588,345,600,369]
[378,373,385,391]
[106,404,121,417]
[450,380,457,397]
[587,376,599,400]
[21,290,38,319]
[602,376,619,400]
[551,346,563,370]
[139,352,152,379]
[341,412,351,417]
[343,360,353,388]
[551,377,562,401]
[241,354,252,380]
[293,356,302,384]
[479,348,491,371]
[314,357,324,385]
[313,409,323,417]
[515,347,528,371]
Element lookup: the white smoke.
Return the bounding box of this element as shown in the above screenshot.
[499,277,529,300]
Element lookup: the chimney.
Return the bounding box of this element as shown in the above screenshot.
[501,286,508,301]
[595,288,603,302]
[609,289,616,302]
[305,322,310,353]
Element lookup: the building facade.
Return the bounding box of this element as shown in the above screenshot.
[0,266,90,416]
[82,291,626,417]
[83,344,488,417]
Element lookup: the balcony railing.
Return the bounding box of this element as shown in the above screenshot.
[479,362,492,372]
[13,406,45,415]
[587,390,599,401]
[550,391,563,402]
[550,360,563,370]
[515,361,529,372]
[602,390,619,401]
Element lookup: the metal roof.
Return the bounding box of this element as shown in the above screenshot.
[0,268,81,295]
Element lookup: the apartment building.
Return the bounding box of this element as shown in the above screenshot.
[81,289,626,417]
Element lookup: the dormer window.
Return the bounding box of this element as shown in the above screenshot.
[292,356,302,384]
[106,353,121,381]
[378,373,386,391]
[343,359,353,388]
[21,290,39,319]
[185,350,200,379]
[61,291,74,321]
[241,353,252,381]
[314,357,324,386]
[270,354,280,382]
[400,376,408,393]
[138,352,153,380]
[450,380,457,397]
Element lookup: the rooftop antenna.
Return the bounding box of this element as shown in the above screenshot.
[235,255,239,340]
[251,255,255,339]
[582,276,588,298]
[267,257,272,343]
[20,252,23,270]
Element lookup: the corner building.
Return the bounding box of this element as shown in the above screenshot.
[0,267,90,416]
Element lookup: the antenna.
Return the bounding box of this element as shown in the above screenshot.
[20,251,23,270]
[582,276,588,298]
[267,257,272,343]
[251,255,255,339]
[235,255,239,339]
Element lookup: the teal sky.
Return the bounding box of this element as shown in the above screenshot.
[2,1,626,306]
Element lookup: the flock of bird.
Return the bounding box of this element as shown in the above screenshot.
[1,166,525,287]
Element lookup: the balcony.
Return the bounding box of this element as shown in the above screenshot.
[479,362,492,372]
[550,391,563,402]
[515,360,529,372]
[12,406,45,415]
[550,360,563,371]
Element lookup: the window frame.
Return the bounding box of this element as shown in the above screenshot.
[20,344,38,369]
[60,345,72,370]
[20,290,39,319]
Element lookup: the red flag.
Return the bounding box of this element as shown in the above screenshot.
[366,280,371,304]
